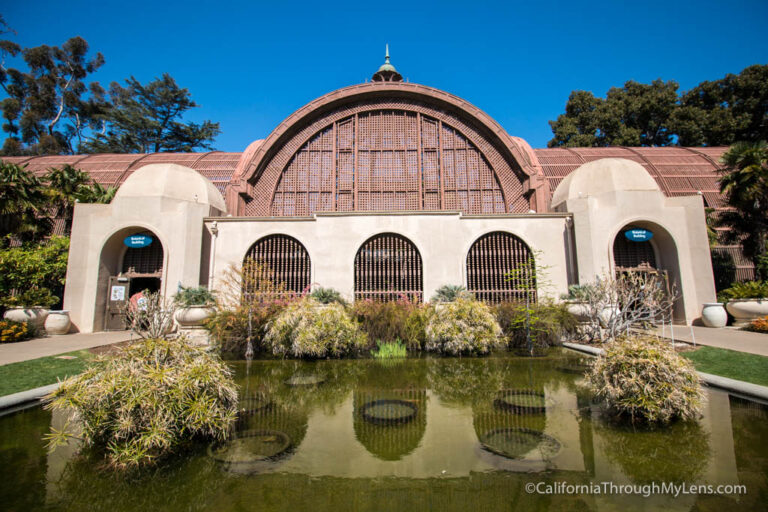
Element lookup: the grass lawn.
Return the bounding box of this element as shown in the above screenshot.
[0,349,93,396]
[681,346,768,387]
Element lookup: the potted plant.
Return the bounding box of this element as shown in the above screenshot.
[560,284,593,323]
[1,288,56,330]
[721,281,768,327]
[174,286,217,328]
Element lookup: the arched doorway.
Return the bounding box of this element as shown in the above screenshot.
[466,232,536,303]
[97,227,165,331]
[612,222,684,322]
[354,233,423,302]
[243,234,311,297]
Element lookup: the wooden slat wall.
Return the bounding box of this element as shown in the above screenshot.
[354,233,423,302]
[466,232,536,303]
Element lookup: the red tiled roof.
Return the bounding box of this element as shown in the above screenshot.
[2,145,728,210]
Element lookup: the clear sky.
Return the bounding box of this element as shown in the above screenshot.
[2,0,767,151]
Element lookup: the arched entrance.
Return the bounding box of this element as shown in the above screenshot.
[243,234,311,297]
[466,232,536,303]
[612,222,684,322]
[354,233,423,302]
[96,227,165,331]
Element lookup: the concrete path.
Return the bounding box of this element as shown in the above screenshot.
[0,331,133,365]
[655,325,768,357]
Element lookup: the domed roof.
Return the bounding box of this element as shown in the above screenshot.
[114,163,227,212]
[551,157,660,208]
[372,44,403,82]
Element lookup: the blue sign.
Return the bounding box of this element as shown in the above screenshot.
[624,229,653,242]
[123,234,153,248]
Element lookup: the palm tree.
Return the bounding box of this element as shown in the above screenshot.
[0,161,52,245]
[77,181,117,204]
[718,141,768,280]
[44,165,92,235]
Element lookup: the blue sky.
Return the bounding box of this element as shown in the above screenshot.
[2,0,767,151]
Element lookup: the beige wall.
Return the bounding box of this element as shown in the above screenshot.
[553,158,717,324]
[205,212,573,303]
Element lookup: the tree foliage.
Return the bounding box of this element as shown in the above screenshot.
[717,141,768,279]
[548,65,768,147]
[83,74,220,153]
[0,24,219,155]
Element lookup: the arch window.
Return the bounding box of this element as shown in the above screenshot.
[354,233,423,302]
[243,235,311,296]
[466,232,536,303]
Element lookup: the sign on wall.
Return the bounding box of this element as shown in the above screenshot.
[123,234,153,248]
[624,229,653,242]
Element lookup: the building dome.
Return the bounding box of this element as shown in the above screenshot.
[551,157,660,209]
[372,44,403,82]
[114,163,227,212]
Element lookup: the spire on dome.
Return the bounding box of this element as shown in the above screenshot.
[372,44,403,82]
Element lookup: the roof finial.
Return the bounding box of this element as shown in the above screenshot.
[372,44,402,83]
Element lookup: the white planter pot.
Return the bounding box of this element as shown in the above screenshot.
[565,301,590,323]
[45,310,72,335]
[3,307,48,329]
[701,303,728,328]
[726,299,768,327]
[174,306,215,328]
[598,306,621,328]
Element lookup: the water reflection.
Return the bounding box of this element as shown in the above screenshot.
[0,350,764,511]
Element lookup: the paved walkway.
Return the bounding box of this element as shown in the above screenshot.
[656,324,768,357]
[0,331,133,365]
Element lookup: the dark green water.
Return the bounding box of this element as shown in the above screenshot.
[1,349,767,511]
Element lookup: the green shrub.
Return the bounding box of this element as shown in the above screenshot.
[0,236,69,307]
[494,301,578,349]
[0,287,57,308]
[372,340,407,359]
[44,337,238,469]
[352,299,429,349]
[425,298,502,355]
[719,280,768,300]
[430,285,473,303]
[310,287,347,305]
[265,298,367,358]
[204,301,285,355]
[174,286,216,307]
[586,335,704,424]
[0,319,32,343]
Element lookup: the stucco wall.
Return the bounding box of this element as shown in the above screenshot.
[205,212,573,303]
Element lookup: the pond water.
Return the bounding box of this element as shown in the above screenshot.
[1,349,767,511]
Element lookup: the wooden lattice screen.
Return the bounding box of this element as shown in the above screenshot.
[354,233,423,302]
[466,232,536,303]
[613,234,657,271]
[244,235,311,295]
[270,110,508,216]
[122,235,163,277]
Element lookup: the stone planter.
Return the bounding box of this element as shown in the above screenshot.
[564,301,590,323]
[726,299,768,328]
[3,307,48,329]
[45,310,72,335]
[701,303,728,328]
[174,305,215,328]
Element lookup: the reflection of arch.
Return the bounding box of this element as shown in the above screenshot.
[354,233,423,302]
[353,389,427,461]
[243,234,311,294]
[466,231,536,303]
[95,226,166,332]
[611,221,684,321]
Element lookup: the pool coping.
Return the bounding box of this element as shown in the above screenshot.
[0,382,59,414]
[562,342,768,403]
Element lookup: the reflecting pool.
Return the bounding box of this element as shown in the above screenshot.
[1,349,766,511]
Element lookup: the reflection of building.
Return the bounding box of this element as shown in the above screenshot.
[3,52,727,332]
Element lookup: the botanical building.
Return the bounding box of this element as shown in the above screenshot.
[2,53,726,332]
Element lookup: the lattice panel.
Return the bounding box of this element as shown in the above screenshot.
[613,234,657,271]
[354,234,423,302]
[122,235,163,276]
[244,235,311,294]
[466,232,536,303]
[269,109,508,216]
